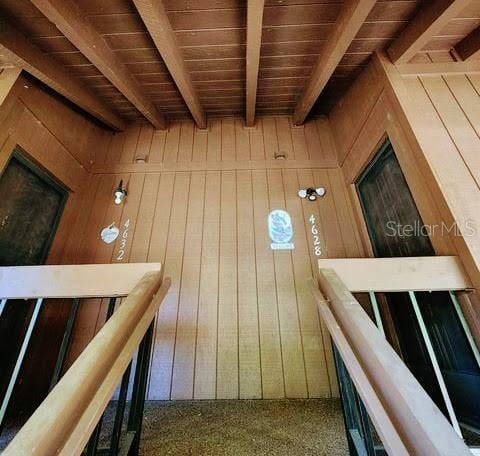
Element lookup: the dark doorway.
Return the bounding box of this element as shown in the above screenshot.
[356,140,480,439]
[0,151,67,265]
[0,148,67,422]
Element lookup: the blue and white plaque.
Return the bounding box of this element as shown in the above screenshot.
[268,209,294,250]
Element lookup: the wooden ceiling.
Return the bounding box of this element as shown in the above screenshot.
[0,0,479,128]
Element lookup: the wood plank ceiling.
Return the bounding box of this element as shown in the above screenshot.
[0,0,479,126]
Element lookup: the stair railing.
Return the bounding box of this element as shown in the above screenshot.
[0,263,170,456]
[310,256,476,456]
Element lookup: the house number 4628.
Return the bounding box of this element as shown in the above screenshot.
[309,214,322,257]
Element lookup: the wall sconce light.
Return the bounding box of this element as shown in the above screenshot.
[298,187,326,201]
[114,180,127,205]
[274,151,288,160]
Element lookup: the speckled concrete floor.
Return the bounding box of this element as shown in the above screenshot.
[0,399,349,455]
[139,399,349,456]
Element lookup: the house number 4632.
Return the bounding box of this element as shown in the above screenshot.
[309,214,322,257]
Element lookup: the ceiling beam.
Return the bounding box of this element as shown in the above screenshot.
[132,0,206,129]
[292,0,377,125]
[246,0,265,127]
[0,19,125,131]
[388,0,473,64]
[31,0,166,129]
[454,25,480,61]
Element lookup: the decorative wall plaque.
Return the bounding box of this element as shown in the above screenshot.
[268,209,294,250]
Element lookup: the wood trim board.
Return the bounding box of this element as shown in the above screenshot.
[318,256,472,292]
[0,263,162,298]
[92,158,339,174]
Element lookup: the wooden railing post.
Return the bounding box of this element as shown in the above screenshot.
[316,268,472,456]
[4,272,171,456]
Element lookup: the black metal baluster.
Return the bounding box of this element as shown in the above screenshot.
[106,297,117,320]
[84,297,117,455]
[109,362,132,455]
[86,415,104,456]
[124,321,154,456]
[49,298,81,391]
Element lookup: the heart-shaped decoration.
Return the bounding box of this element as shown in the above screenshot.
[101,223,120,244]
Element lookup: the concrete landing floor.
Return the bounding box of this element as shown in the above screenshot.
[0,399,349,455]
[139,399,348,455]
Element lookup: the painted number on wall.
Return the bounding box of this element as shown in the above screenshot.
[116,218,131,261]
[309,214,322,257]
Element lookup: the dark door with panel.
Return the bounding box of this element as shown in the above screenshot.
[0,149,67,420]
[356,141,480,433]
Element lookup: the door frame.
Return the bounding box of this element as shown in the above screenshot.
[346,130,480,442]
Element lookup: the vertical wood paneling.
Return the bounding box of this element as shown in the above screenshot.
[93,173,129,265]
[328,169,362,258]
[68,175,114,361]
[92,172,130,332]
[207,119,221,162]
[249,122,264,160]
[171,172,205,399]
[61,174,101,264]
[194,171,221,399]
[178,121,194,162]
[111,174,146,264]
[419,76,480,188]
[284,169,331,397]
[305,121,324,162]
[149,129,167,163]
[221,118,236,161]
[444,75,480,139]
[316,118,337,164]
[119,125,141,164]
[252,169,284,398]
[313,168,345,394]
[217,170,238,398]
[291,125,308,160]
[235,119,249,161]
[262,117,278,160]
[71,116,365,400]
[164,123,181,162]
[267,169,308,398]
[192,127,208,162]
[236,170,262,399]
[146,172,175,398]
[129,173,160,263]
[136,125,154,163]
[275,117,294,160]
[79,175,116,264]
[149,173,190,399]
[105,132,125,164]
[297,168,338,396]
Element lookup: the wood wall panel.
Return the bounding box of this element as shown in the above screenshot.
[328,52,480,342]
[72,115,363,400]
[0,73,113,415]
[94,116,338,167]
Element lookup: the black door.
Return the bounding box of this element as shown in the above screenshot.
[0,151,67,265]
[356,140,480,435]
[0,149,67,420]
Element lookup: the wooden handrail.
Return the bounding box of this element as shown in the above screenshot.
[0,263,162,298]
[318,256,471,292]
[312,270,471,455]
[4,271,171,456]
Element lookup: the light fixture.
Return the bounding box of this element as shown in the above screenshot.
[274,151,288,160]
[298,187,326,201]
[114,180,127,205]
